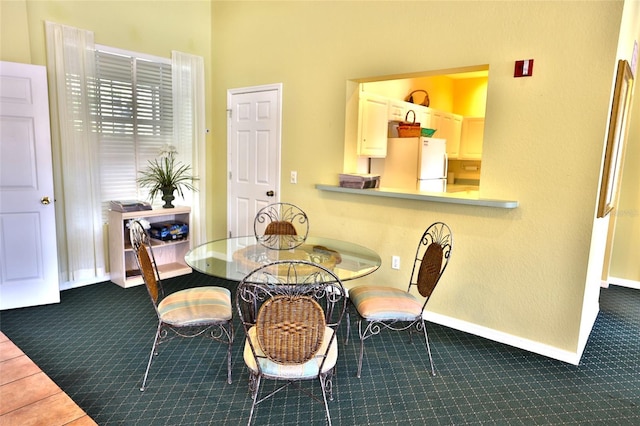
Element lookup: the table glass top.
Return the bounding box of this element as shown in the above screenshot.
[185,236,381,282]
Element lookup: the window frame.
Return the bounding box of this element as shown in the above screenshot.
[92,44,186,219]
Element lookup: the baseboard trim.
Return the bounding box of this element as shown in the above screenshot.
[607,277,640,290]
[424,311,581,365]
[576,301,600,362]
[59,275,110,291]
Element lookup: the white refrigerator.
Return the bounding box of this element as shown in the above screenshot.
[371,137,448,192]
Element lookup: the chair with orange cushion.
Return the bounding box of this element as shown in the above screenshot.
[349,222,453,378]
[254,202,309,249]
[129,220,233,391]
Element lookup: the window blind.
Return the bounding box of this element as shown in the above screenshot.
[93,47,174,219]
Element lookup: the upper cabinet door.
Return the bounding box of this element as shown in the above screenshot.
[460,117,485,159]
[388,99,406,121]
[358,93,388,157]
[432,111,460,159]
[414,105,432,130]
[448,114,462,159]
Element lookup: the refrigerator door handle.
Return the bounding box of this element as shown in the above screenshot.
[443,153,448,178]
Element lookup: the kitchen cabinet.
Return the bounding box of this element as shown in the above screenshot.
[449,114,463,157]
[358,92,388,157]
[460,117,484,159]
[388,99,407,121]
[108,206,192,288]
[358,91,464,158]
[432,110,462,158]
[413,105,432,129]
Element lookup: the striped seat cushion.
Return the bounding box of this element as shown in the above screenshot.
[243,326,337,379]
[158,286,232,326]
[349,285,422,321]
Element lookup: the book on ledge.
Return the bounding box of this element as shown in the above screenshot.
[109,200,153,212]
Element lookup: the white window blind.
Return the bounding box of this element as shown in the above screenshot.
[93,46,176,219]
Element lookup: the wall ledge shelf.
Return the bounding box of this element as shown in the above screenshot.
[316,184,518,209]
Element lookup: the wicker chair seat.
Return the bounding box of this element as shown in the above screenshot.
[243,326,337,378]
[158,286,232,326]
[349,285,423,321]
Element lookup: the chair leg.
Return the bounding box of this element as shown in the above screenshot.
[345,311,351,345]
[247,373,261,425]
[140,322,162,391]
[421,318,436,376]
[226,322,233,384]
[356,320,366,378]
[319,375,333,426]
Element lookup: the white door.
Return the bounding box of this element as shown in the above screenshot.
[0,61,60,310]
[227,84,282,237]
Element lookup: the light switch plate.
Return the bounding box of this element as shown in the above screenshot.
[392,256,400,270]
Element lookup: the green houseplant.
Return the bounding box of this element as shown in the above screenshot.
[137,144,197,208]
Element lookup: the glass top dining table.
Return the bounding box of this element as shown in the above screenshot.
[185,235,381,282]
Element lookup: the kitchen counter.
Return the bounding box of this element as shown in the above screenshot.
[315,184,518,209]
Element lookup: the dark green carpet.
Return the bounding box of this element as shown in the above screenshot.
[1,272,638,425]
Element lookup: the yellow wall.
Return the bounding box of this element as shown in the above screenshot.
[610,83,640,283]
[210,0,625,362]
[453,78,488,117]
[0,0,215,220]
[2,0,636,363]
[1,1,212,64]
[1,0,216,269]
[609,0,640,285]
[0,1,31,63]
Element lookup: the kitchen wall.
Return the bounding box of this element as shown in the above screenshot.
[454,77,489,117]
[448,160,481,184]
[3,0,638,364]
[364,74,488,118]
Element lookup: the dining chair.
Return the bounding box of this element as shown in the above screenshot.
[253,202,309,249]
[129,220,233,391]
[348,222,453,378]
[235,260,347,426]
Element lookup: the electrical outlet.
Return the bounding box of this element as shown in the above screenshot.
[290,171,298,184]
[392,255,400,270]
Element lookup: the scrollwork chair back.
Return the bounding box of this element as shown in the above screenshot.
[254,202,309,249]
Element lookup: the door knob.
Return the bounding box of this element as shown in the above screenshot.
[266,190,274,197]
[41,196,51,205]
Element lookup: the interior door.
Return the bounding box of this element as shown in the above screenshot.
[227,84,282,238]
[0,61,60,310]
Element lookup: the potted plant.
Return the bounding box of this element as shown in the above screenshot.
[137,144,197,208]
